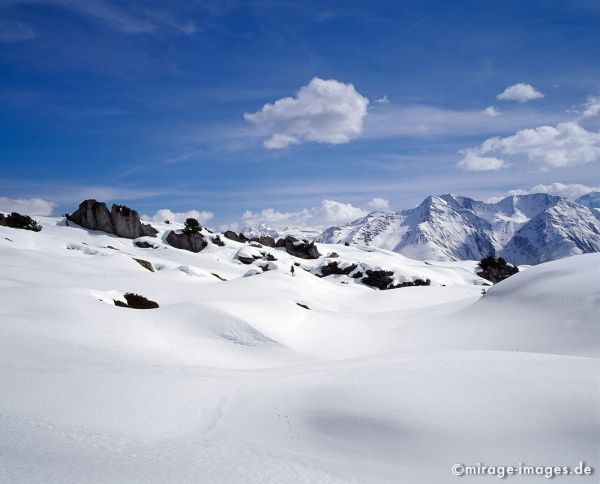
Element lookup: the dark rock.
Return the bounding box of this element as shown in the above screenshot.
[68,200,157,239]
[328,252,340,258]
[211,235,225,247]
[344,242,350,246]
[351,271,363,279]
[133,258,154,272]
[477,256,519,283]
[320,261,357,277]
[362,269,395,290]
[250,242,263,248]
[264,253,277,261]
[166,230,208,253]
[277,236,321,259]
[362,269,430,290]
[134,241,155,249]
[114,292,159,309]
[211,272,227,281]
[237,254,261,265]
[251,235,276,247]
[296,303,310,310]
[223,230,248,243]
[106,245,118,250]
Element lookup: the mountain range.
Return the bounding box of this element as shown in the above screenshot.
[245,192,600,265]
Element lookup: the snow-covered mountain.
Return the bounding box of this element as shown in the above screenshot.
[316,193,600,264]
[576,191,600,209]
[241,223,323,241]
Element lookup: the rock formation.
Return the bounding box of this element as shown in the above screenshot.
[276,236,320,259]
[68,200,157,239]
[166,230,208,253]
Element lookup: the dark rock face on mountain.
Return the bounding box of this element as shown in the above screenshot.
[250,235,276,247]
[276,236,321,259]
[477,256,519,283]
[166,230,207,253]
[68,200,157,239]
[319,261,357,277]
[223,230,248,243]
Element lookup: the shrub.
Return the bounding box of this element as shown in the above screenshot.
[0,212,42,232]
[183,217,201,235]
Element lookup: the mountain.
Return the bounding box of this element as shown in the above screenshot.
[316,193,600,264]
[241,223,323,241]
[576,191,600,210]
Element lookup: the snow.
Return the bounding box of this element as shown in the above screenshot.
[316,193,600,265]
[0,216,598,483]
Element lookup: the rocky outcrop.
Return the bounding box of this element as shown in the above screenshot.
[319,261,357,277]
[250,235,276,247]
[276,236,320,259]
[133,258,154,272]
[68,200,157,239]
[223,230,248,243]
[477,256,519,283]
[362,269,430,290]
[134,240,156,249]
[166,230,208,253]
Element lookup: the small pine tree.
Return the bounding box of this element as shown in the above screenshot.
[183,218,201,234]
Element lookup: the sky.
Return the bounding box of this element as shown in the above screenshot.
[1,0,599,229]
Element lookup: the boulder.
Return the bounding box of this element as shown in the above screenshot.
[319,261,357,277]
[67,200,158,239]
[277,236,321,259]
[223,230,248,243]
[166,230,208,253]
[251,235,276,247]
[134,240,156,249]
[133,258,154,272]
[362,269,430,290]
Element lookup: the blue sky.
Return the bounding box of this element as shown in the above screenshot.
[1,0,599,228]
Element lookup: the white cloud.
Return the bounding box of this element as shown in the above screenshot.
[460,122,600,170]
[457,151,506,171]
[482,106,500,117]
[507,183,600,200]
[237,199,367,229]
[143,209,213,224]
[244,77,369,149]
[497,83,544,103]
[367,197,390,209]
[582,96,600,118]
[0,197,56,215]
[374,95,390,105]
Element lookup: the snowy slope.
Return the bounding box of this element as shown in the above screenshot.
[0,217,598,483]
[317,193,600,264]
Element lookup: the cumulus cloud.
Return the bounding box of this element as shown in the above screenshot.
[237,199,368,229]
[482,106,500,117]
[497,83,544,103]
[582,96,600,118]
[244,77,369,149]
[0,196,56,215]
[459,122,600,170]
[143,209,214,224]
[507,183,600,200]
[457,151,506,171]
[367,197,390,209]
